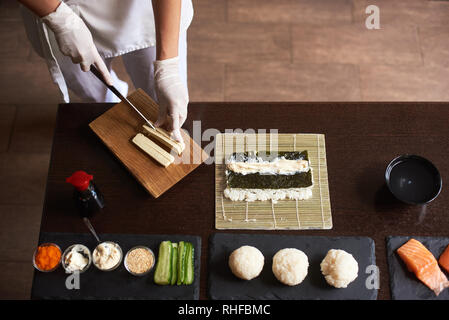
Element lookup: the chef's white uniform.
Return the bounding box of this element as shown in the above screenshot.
[20,0,193,103]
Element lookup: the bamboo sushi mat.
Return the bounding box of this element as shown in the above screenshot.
[215,133,332,230]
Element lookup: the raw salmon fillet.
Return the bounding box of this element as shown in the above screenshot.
[397,239,449,296]
[439,245,449,274]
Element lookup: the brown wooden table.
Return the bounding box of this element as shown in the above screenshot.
[38,102,449,300]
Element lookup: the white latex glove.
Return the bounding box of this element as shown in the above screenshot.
[41,2,112,85]
[154,57,189,143]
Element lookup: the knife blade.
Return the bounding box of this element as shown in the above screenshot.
[90,65,156,130]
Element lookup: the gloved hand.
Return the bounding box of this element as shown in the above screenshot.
[41,2,112,85]
[154,56,189,143]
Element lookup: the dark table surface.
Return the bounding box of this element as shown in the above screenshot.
[37,102,449,300]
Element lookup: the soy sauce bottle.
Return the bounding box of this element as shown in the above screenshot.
[66,170,105,217]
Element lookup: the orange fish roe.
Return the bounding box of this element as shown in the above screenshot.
[35,245,61,271]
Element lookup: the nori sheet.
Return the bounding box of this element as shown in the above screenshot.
[227,170,313,189]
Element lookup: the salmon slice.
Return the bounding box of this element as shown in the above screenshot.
[439,245,449,274]
[397,239,449,296]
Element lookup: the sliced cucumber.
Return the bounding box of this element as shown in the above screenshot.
[154,241,172,285]
[170,243,178,285]
[184,242,194,285]
[177,241,186,285]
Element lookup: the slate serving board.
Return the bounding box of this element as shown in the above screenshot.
[386,236,449,300]
[31,232,201,300]
[208,233,377,300]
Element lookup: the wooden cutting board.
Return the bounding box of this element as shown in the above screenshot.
[89,89,208,198]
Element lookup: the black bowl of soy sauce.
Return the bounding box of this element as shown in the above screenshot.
[385,155,442,205]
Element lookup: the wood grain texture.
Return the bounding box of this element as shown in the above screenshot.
[9,104,58,153]
[292,24,422,65]
[188,22,291,63]
[0,20,31,59]
[89,89,208,198]
[420,24,449,68]
[228,0,352,25]
[0,153,50,205]
[215,133,332,230]
[360,64,449,101]
[225,62,361,101]
[0,104,15,152]
[0,59,60,104]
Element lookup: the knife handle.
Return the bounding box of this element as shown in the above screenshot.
[90,65,125,101]
[90,65,109,86]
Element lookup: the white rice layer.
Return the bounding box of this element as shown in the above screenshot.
[224,186,313,202]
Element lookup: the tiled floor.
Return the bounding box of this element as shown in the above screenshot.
[1,0,449,299]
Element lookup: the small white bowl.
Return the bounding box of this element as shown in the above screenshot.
[62,244,92,274]
[92,241,123,271]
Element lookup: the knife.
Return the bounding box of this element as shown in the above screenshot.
[90,65,156,130]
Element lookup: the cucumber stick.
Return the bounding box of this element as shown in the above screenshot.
[154,240,194,286]
[177,241,186,285]
[184,242,194,285]
[170,243,178,285]
[154,241,172,285]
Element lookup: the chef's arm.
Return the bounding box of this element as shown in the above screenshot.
[17,0,113,86]
[152,0,182,60]
[151,0,188,143]
[17,0,61,17]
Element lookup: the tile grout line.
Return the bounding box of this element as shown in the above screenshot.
[350,0,355,24]
[356,63,363,101]
[415,25,425,67]
[225,0,229,22]
[223,63,227,101]
[288,23,292,64]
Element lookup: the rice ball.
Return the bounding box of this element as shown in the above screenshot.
[320,249,359,288]
[229,245,264,280]
[272,248,309,286]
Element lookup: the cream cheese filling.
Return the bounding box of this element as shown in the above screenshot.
[226,158,309,175]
